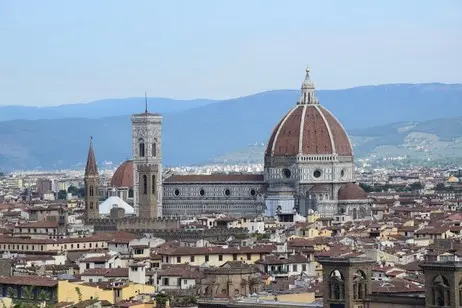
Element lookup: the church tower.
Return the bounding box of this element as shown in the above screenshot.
[84,137,100,220]
[131,94,163,218]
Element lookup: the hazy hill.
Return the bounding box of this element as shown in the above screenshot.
[210,117,462,166]
[2,83,462,128]
[1,83,462,170]
[0,97,215,121]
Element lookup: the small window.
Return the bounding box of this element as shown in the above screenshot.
[199,189,205,196]
[142,175,147,194]
[174,189,180,196]
[313,170,322,178]
[246,253,251,260]
[233,254,237,261]
[176,256,181,263]
[282,168,291,179]
[218,254,223,261]
[152,143,156,157]
[250,189,256,196]
[139,138,145,157]
[190,256,195,262]
[152,175,156,194]
[205,255,209,262]
[224,189,231,196]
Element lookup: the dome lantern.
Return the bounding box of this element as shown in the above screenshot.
[299,67,319,105]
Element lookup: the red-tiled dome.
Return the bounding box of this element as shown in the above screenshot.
[338,183,367,200]
[265,68,353,157]
[111,160,134,188]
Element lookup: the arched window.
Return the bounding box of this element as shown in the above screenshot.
[152,143,156,157]
[328,270,344,300]
[142,175,147,194]
[353,208,358,220]
[353,270,367,300]
[138,138,145,157]
[432,275,450,307]
[89,186,94,197]
[90,202,94,209]
[458,279,462,306]
[128,189,134,198]
[152,175,156,194]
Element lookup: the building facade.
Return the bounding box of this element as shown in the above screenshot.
[101,67,370,218]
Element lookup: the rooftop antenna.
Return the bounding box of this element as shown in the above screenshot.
[145,91,148,113]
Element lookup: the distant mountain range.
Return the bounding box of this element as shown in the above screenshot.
[211,118,462,167]
[0,83,461,170]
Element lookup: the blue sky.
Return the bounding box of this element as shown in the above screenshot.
[1,0,461,106]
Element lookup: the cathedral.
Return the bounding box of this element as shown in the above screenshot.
[85,67,370,220]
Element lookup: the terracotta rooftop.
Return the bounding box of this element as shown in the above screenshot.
[81,268,129,277]
[338,183,368,201]
[16,221,59,228]
[80,254,114,262]
[371,278,424,294]
[0,275,58,287]
[158,244,275,256]
[111,160,134,188]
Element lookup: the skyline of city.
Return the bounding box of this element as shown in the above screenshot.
[2,3,462,308]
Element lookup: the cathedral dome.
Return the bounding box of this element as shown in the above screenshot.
[111,160,134,188]
[338,183,367,200]
[265,68,353,157]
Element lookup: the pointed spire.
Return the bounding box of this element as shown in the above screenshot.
[85,136,98,176]
[299,67,318,105]
[145,91,148,113]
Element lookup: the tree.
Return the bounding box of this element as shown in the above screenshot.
[78,187,85,198]
[410,182,423,191]
[359,183,372,193]
[24,286,34,302]
[67,186,79,195]
[75,287,82,302]
[435,183,446,191]
[38,289,48,303]
[155,293,170,308]
[57,190,67,200]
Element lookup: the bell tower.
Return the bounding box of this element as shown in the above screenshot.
[316,256,374,308]
[84,137,100,220]
[131,93,163,218]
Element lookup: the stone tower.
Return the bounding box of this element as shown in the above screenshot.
[420,260,462,307]
[84,137,100,220]
[316,256,374,308]
[131,95,163,218]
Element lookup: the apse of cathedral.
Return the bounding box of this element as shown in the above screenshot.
[85,67,371,221]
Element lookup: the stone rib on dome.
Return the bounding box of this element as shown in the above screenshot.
[265,68,353,157]
[111,160,134,188]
